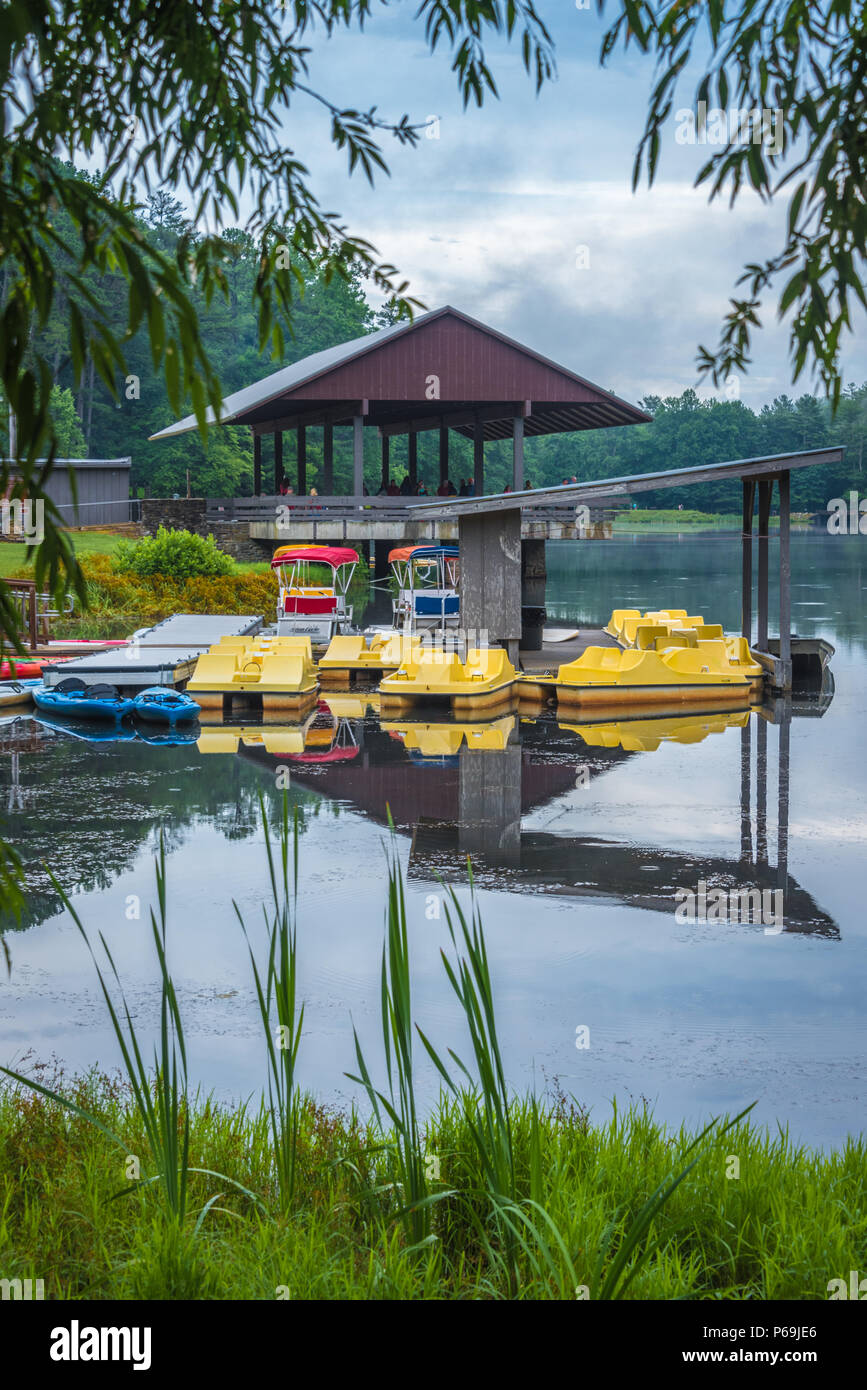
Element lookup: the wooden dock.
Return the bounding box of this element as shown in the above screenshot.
[520,627,618,674]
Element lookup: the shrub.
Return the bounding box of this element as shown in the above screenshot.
[113,527,235,579]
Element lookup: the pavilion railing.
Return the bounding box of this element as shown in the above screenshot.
[206,494,585,524]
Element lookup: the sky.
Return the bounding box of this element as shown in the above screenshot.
[266,3,865,412]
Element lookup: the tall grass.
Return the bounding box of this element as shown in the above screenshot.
[348,819,451,1251]
[237,793,305,1212]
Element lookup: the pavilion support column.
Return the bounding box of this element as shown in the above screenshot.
[381,435,390,490]
[459,508,522,665]
[778,468,792,690]
[274,430,284,493]
[473,419,484,496]
[352,413,365,497]
[297,425,307,495]
[408,431,418,488]
[520,539,546,651]
[323,425,334,494]
[373,539,391,583]
[253,433,262,497]
[741,477,755,642]
[512,414,524,492]
[439,423,449,488]
[756,479,772,651]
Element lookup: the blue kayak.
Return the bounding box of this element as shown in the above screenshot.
[33,678,135,721]
[132,686,200,725]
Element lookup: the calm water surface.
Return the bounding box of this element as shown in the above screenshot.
[1,532,865,1147]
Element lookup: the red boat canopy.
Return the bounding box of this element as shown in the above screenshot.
[271,545,358,570]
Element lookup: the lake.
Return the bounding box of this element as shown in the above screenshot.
[1,531,865,1148]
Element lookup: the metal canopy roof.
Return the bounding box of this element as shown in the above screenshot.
[409,447,845,518]
[149,305,650,442]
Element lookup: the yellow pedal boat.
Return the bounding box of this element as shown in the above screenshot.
[519,638,763,709]
[318,632,423,679]
[187,635,319,713]
[379,647,517,713]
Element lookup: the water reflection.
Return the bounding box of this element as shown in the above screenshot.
[230,695,838,939]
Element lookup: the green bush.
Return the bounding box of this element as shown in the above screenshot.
[113,526,235,579]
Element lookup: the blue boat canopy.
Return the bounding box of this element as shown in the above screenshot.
[408,546,458,561]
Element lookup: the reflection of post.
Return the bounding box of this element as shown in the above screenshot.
[777,702,791,893]
[458,739,522,865]
[740,718,752,862]
[756,715,768,865]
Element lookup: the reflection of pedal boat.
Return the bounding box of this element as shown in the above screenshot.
[187,635,318,712]
[557,708,751,752]
[380,647,517,712]
[318,692,381,719]
[519,638,763,708]
[195,702,355,758]
[197,722,316,755]
[382,714,516,760]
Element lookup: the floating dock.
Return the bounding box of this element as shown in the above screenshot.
[40,614,264,693]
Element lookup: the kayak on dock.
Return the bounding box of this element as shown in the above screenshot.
[132,686,200,725]
[33,678,135,720]
[0,656,73,679]
[0,677,43,708]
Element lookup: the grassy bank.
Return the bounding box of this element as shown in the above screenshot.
[1,806,863,1301]
[613,509,814,531]
[0,541,370,638]
[2,1068,861,1300]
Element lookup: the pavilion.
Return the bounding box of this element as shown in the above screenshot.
[150,304,650,496]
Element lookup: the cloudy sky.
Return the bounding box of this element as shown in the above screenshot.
[274,3,864,412]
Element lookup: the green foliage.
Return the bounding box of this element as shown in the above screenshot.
[524,385,861,511]
[0,3,556,661]
[48,386,86,456]
[113,527,234,579]
[599,0,867,402]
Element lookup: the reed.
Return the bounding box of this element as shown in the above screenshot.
[236,793,305,1212]
[347,818,451,1252]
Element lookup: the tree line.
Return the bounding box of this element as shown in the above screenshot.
[3,169,863,514]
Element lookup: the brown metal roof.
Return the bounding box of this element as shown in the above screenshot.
[150,305,649,441]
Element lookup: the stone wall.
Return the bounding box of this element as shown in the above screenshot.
[139,499,271,563]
